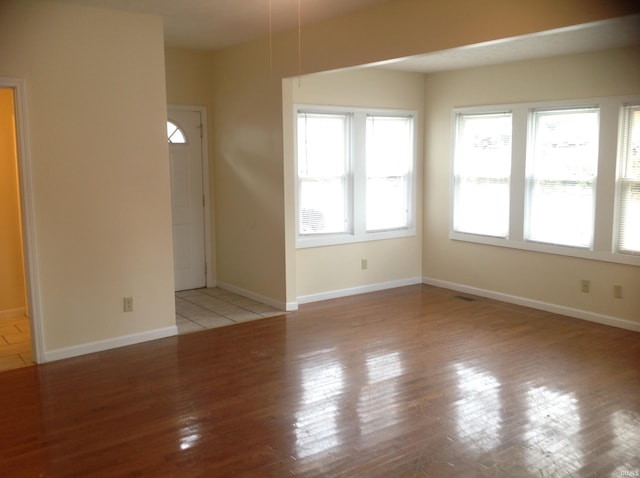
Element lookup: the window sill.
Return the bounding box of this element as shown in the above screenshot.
[297,228,416,249]
[449,231,640,267]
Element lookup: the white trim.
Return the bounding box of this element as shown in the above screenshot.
[422,276,640,333]
[215,280,295,311]
[167,104,214,286]
[0,77,46,363]
[297,277,422,305]
[43,326,178,363]
[0,308,26,319]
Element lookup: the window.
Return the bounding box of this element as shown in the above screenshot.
[451,96,640,266]
[616,105,640,255]
[366,115,414,232]
[297,112,351,235]
[295,106,416,247]
[167,120,186,143]
[525,107,599,248]
[453,112,512,238]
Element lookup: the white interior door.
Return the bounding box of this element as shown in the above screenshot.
[168,109,206,291]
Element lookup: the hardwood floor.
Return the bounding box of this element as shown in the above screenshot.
[1,285,639,477]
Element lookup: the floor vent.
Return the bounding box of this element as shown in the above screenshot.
[454,295,477,302]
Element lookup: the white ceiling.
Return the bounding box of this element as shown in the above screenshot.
[53,1,640,72]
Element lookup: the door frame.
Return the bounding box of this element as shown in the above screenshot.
[1,77,44,363]
[167,104,213,288]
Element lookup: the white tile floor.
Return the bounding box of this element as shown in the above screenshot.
[175,288,284,334]
[0,315,32,372]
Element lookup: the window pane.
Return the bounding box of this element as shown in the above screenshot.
[299,179,349,234]
[366,176,408,231]
[526,108,599,248]
[617,182,640,253]
[527,179,595,247]
[366,115,413,231]
[298,113,348,177]
[616,105,640,254]
[167,121,186,144]
[297,112,351,235]
[453,113,512,237]
[455,177,510,237]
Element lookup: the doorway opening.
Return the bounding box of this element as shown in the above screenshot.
[167,105,211,292]
[0,87,32,371]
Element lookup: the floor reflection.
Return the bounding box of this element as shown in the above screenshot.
[454,363,502,454]
[292,347,638,476]
[179,424,201,451]
[365,351,403,383]
[294,348,407,460]
[525,386,583,475]
[294,348,344,459]
[610,409,640,475]
[357,351,404,446]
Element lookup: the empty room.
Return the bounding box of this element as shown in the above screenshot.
[1,0,639,476]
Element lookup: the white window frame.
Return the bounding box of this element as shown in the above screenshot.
[295,104,417,248]
[524,106,600,249]
[614,104,640,256]
[452,110,513,239]
[450,96,640,267]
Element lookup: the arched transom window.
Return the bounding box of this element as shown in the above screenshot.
[167,120,187,144]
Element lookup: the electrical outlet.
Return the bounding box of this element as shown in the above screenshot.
[124,296,134,312]
[361,258,368,270]
[581,279,590,293]
[614,285,623,299]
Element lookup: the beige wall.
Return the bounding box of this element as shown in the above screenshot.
[209,42,288,304]
[0,1,175,356]
[209,0,637,308]
[0,88,26,314]
[423,47,640,324]
[285,68,424,299]
[211,0,638,304]
[165,48,212,106]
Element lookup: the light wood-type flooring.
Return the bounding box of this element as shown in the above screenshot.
[1,284,639,477]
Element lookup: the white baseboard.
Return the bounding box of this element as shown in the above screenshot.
[215,281,296,311]
[43,326,178,363]
[297,277,423,305]
[422,276,640,333]
[0,307,27,319]
[285,301,299,312]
